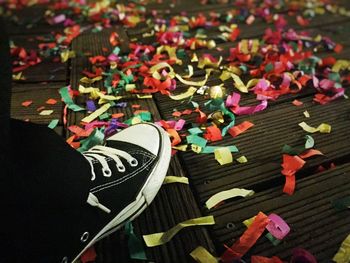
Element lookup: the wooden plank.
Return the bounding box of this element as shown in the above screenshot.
[11,82,65,135]
[210,162,350,262]
[69,30,215,262]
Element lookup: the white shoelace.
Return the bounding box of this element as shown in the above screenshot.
[83,145,139,213]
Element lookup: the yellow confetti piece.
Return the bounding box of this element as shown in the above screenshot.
[136,94,153,99]
[172,144,188,151]
[191,144,203,153]
[299,122,331,133]
[303,110,310,118]
[243,216,256,227]
[125,84,136,91]
[175,69,213,87]
[156,45,182,65]
[80,76,103,84]
[142,216,215,247]
[81,103,111,123]
[79,85,122,104]
[169,87,197,100]
[12,72,23,80]
[198,56,222,69]
[149,62,175,79]
[39,110,54,116]
[332,60,350,72]
[60,49,76,62]
[236,156,248,163]
[206,188,254,209]
[333,234,350,263]
[240,39,259,54]
[191,53,199,62]
[182,65,194,79]
[163,176,189,185]
[214,147,233,165]
[190,246,218,263]
[220,71,259,93]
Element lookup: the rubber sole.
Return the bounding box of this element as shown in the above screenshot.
[72,123,171,262]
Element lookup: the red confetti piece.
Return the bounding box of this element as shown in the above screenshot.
[21,100,33,107]
[334,43,343,53]
[281,154,305,195]
[89,55,106,64]
[228,121,254,138]
[221,212,270,262]
[204,126,222,142]
[298,149,323,159]
[80,246,96,263]
[109,32,119,46]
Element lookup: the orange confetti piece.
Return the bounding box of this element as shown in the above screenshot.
[111,113,125,119]
[21,100,33,107]
[46,98,58,105]
[109,32,119,46]
[281,154,305,195]
[132,104,141,109]
[172,111,182,117]
[299,149,323,159]
[334,43,343,53]
[228,121,254,138]
[167,128,181,146]
[204,126,222,142]
[292,99,303,106]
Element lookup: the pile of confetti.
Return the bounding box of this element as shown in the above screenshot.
[3,0,350,262]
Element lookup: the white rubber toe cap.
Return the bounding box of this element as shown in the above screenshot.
[106,123,162,156]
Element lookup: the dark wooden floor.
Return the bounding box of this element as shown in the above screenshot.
[5,1,350,262]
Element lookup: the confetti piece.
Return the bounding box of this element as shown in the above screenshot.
[266,214,290,240]
[163,176,189,185]
[80,246,96,263]
[125,222,147,260]
[332,196,350,211]
[206,188,254,209]
[228,121,254,138]
[251,256,283,263]
[204,126,222,142]
[292,99,303,106]
[48,119,59,129]
[298,149,323,159]
[169,87,197,100]
[298,122,331,133]
[46,98,57,105]
[221,212,269,262]
[190,246,218,263]
[143,216,215,247]
[281,154,306,195]
[214,147,233,165]
[291,248,317,263]
[175,69,213,87]
[59,86,85,112]
[22,100,33,107]
[81,103,111,123]
[172,145,188,151]
[187,134,207,148]
[303,111,310,118]
[39,110,54,116]
[236,156,248,163]
[201,145,239,154]
[333,234,350,263]
[304,135,314,149]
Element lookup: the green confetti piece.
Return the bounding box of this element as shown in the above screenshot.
[78,128,105,152]
[125,222,147,260]
[265,232,282,246]
[188,127,203,135]
[48,119,59,129]
[305,135,315,149]
[59,86,85,112]
[99,112,111,120]
[265,63,274,72]
[332,196,350,211]
[186,134,207,148]
[136,111,152,121]
[201,145,239,154]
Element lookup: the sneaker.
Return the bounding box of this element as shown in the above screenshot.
[70,122,171,262]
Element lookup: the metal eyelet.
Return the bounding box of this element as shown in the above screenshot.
[102,168,112,177]
[129,158,138,167]
[61,256,68,263]
[226,222,235,230]
[80,231,90,242]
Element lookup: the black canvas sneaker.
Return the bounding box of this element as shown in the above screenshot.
[69,122,171,262]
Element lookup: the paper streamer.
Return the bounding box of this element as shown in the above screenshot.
[201,145,239,154]
[143,216,215,247]
[214,147,233,165]
[221,212,269,262]
[333,234,350,263]
[175,69,213,87]
[81,103,111,123]
[190,246,218,263]
[206,188,254,209]
[299,122,331,133]
[163,176,189,185]
[169,87,197,100]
